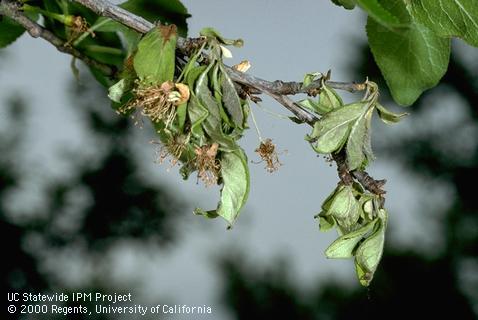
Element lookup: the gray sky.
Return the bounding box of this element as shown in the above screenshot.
[0,1,454,319]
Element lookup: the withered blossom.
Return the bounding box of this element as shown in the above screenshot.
[194,143,221,186]
[255,138,281,173]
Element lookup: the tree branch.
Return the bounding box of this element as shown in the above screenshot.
[72,0,153,33]
[2,0,386,196]
[0,0,114,76]
[69,0,368,96]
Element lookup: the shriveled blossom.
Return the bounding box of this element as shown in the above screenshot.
[121,81,190,127]
[66,16,94,45]
[255,138,281,173]
[152,133,190,167]
[194,143,221,186]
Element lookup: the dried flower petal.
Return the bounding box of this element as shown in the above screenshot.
[220,45,233,58]
[233,60,251,73]
[174,83,190,105]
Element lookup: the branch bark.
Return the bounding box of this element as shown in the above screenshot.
[1,0,386,196]
[0,0,114,76]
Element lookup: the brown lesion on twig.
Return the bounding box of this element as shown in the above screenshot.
[332,151,386,196]
[352,171,387,195]
[332,151,354,186]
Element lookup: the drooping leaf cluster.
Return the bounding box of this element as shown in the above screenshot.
[108,25,250,228]
[299,73,406,284]
[0,0,438,286]
[331,0,478,106]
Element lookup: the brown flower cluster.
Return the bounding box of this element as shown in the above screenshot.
[194,143,221,186]
[255,138,281,173]
[152,133,190,167]
[66,16,94,45]
[121,81,190,127]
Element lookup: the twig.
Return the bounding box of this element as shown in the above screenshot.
[69,0,367,96]
[72,0,153,33]
[0,0,114,76]
[4,0,386,196]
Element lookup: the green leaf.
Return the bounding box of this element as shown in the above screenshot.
[0,10,38,49]
[133,25,177,84]
[363,112,374,164]
[186,65,208,89]
[327,185,360,231]
[309,102,365,153]
[108,78,131,103]
[376,103,409,124]
[346,105,374,170]
[319,85,343,112]
[90,17,141,55]
[325,219,377,258]
[195,65,238,151]
[196,149,250,227]
[366,1,450,105]
[297,98,329,116]
[193,207,219,219]
[176,102,187,132]
[354,209,388,286]
[299,85,343,115]
[317,214,336,232]
[188,95,208,140]
[302,72,321,87]
[120,0,190,36]
[211,63,233,128]
[331,0,357,10]
[220,65,244,128]
[356,0,404,29]
[0,17,26,48]
[199,27,244,47]
[407,0,478,47]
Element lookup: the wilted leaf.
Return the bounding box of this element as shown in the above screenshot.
[319,85,343,112]
[220,65,244,128]
[200,27,243,47]
[108,78,131,103]
[376,103,408,124]
[133,25,177,84]
[327,185,360,231]
[195,65,238,151]
[318,214,336,232]
[354,209,388,286]
[309,102,365,153]
[195,149,250,227]
[187,95,208,139]
[325,219,377,258]
[346,105,374,170]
